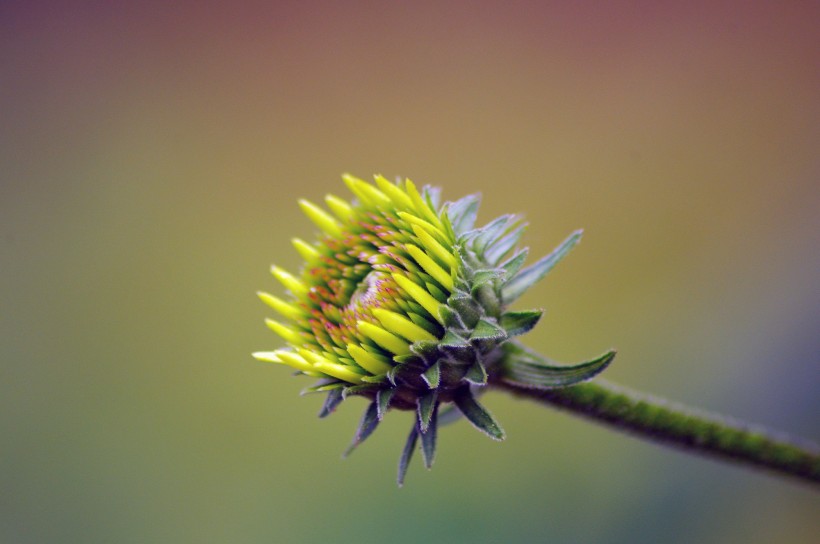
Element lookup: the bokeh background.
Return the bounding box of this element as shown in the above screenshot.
[2,2,819,543]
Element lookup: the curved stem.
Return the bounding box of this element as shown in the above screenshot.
[490,346,820,486]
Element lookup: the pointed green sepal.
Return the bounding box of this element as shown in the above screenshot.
[341,383,381,400]
[500,348,616,389]
[318,388,344,418]
[501,229,583,304]
[469,318,508,352]
[470,269,505,290]
[440,330,470,348]
[500,309,544,337]
[360,374,387,384]
[422,361,441,389]
[386,364,400,386]
[439,305,465,329]
[409,340,440,363]
[397,425,419,487]
[343,400,380,457]
[423,184,442,211]
[499,248,528,281]
[453,388,505,441]
[465,361,488,385]
[448,292,482,328]
[473,283,501,317]
[420,403,438,469]
[300,381,345,395]
[376,388,395,420]
[485,224,527,264]
[472,214,519,254]
[438,330,473,359]
[447,194,481,233]
[470,317,507,340]
[391,354,425,368]
[417,390,438,433]
[387,360,425,387]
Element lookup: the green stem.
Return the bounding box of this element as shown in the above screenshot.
[490,346,820,486]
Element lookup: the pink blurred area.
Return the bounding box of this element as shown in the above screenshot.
[2,2,818,544]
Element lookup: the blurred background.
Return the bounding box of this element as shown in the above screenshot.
[2,1,818,543]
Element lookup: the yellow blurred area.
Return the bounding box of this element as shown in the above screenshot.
[2,2,818,543]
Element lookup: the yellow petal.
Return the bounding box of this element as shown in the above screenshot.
[404,178,443,227]
[347,343,393,375]
[257,291,304,321]
[265,318,304,345]
[270,266,309,300]
[373,308,438,343]
[252,351,282,363]
[391,273,444,324]
[411,224,457,270]
[298,199,342,237]
[397,211,449,245]
[405,244,454,292]
[324,194,354,221]
[357,321,411,356]
[312,361,365,384]
[374,174,414,210]
[342,173,391,207]
[275,350,315,373]
[291,238,321,263]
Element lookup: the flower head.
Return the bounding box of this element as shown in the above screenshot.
[255,174,612,484]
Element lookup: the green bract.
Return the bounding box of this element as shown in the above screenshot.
[255,174,613,484]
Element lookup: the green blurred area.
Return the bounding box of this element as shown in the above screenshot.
[2,3,818,543]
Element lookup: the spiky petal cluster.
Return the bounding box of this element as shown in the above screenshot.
[255,174,613,484]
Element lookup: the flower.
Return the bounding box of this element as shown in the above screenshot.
[255,174,612,484]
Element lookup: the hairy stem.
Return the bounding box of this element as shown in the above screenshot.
[491,344,820,485]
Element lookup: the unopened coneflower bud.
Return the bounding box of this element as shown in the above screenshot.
[255,174,613,484]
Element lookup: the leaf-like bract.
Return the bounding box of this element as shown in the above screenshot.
[453,388,505,441]
[500,310,544,337]
[501,230,582,304]
[501,350,616,389]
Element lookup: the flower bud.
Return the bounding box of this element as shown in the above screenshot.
[256,174,610,484]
